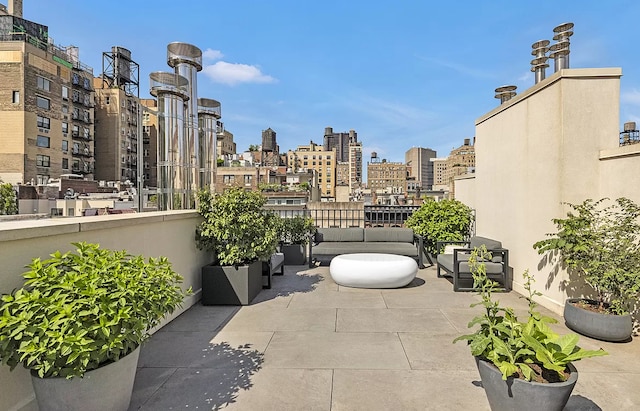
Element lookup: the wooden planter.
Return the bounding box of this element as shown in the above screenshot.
[201,261,263,305]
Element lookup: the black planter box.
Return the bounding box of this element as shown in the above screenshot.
[282,244,306,265]
[201,261,263,305]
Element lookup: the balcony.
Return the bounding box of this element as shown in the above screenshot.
[0,212,638,410]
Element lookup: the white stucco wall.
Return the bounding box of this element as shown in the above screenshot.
[459,68,624,314]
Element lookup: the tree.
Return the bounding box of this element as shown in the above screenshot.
[405,199,473,254]
[248,144,259,152]
[0,181,18,215]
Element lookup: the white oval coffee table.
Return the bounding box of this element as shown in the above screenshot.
[329,253,418,288]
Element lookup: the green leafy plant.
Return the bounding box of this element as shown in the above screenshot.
[0,242,189,378]
[0,181,18,215]
[279,216,316,245]
[533,198,640,315]
[405,199,473,254]
[196,188,280,266]
[454,246,607,382]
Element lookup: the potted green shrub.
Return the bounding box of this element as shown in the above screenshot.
[533,197,640,342]
[279,216,316,265]
[196,187,280,305]
[0,242,189,411]
[405,198,473,256]
[454,247,607,411]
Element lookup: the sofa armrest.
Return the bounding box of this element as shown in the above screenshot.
[436,240,470,254]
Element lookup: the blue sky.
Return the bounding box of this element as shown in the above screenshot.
[19,0,640,163]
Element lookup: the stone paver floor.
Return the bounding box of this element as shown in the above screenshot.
[129,265,640,410]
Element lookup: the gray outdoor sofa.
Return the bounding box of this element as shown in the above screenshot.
[308,227,429,268]
[436,236,510,292]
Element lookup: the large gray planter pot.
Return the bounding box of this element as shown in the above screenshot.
[476,357,577,411]
[282,244,306,265]
[564,298,633,342]
[201,260,263,305]
[31,346,140,411]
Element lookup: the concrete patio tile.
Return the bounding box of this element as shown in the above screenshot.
[331,369,490,411]
[138,331,265,368]
[439,308,486,333]
[159,304,239,332]
[398,332,479,372]
[336,308,457,334]
[219,368,333,411]
[568,371,640,410]
[132,366,264,411]
[382,290,481,309]
[222,306,337,332]
[209,331,275,353]
[264,331,410,369]
[128,367,176,411]
[288,290,387,308]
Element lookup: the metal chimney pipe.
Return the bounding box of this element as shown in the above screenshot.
[494,85,517,104]
[550,22,574,72]
[530,40,550,84]
[197,98,221,192]
[167,42,202,207]
[150,72,190,211]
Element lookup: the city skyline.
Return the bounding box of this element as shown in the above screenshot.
[18,0,640,163]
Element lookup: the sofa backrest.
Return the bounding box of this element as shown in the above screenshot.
[315,227,364,242]
[364,227,414,243]
[470,236,502,250]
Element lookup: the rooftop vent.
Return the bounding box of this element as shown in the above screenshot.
[531,40,550,84]
[549,22,574,72]
[494,85,517,104]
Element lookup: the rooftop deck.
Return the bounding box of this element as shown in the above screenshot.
[130,264,640,410]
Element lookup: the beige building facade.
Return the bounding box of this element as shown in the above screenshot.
[93,79,139,184]
[454,68,638,315]
[0,33,94,185]
[287,141,336,198]
[367,161,408,197]
[217,129,236,158]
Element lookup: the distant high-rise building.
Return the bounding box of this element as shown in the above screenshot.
[405,147,436,190]
[367,160,408,195]
[348,141,363,190]
[430,157,448,190]
[217,129,236,158]
[446,138,475,182]
[0,12,95,184]
[323,127,357,162]
[287,141,336,198]
[140,99,158,188]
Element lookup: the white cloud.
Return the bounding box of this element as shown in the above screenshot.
[202,48,224,61]
[202,61,276,86]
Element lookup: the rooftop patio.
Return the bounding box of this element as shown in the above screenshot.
[129,264,640,410]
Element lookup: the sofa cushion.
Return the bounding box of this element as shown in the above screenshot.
[312,242,418,258]
[315,227,363,242]
[470,236,502,251]
[364,228,414,243]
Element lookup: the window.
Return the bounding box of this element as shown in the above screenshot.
[36,96,50,110]
[37,174,49,185]
[36,155,50,167]
[143,149,149,157]
[223,175,235,184]
[36,136,50,148]
[62,86,69,100]
[72,107,79,119]
[73,142,80,154]
[73,159,79,170]
[244,175,252,185]
[37,115,50,129]
[62,122,68,133]
[62,104,68,114]
[37,76,51,92]
[62,140,68,153]
[72,125,79,137]
[62,158,69,169]
[143,125,151,134]
[12,91,19,104]
[105,96,110,105]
